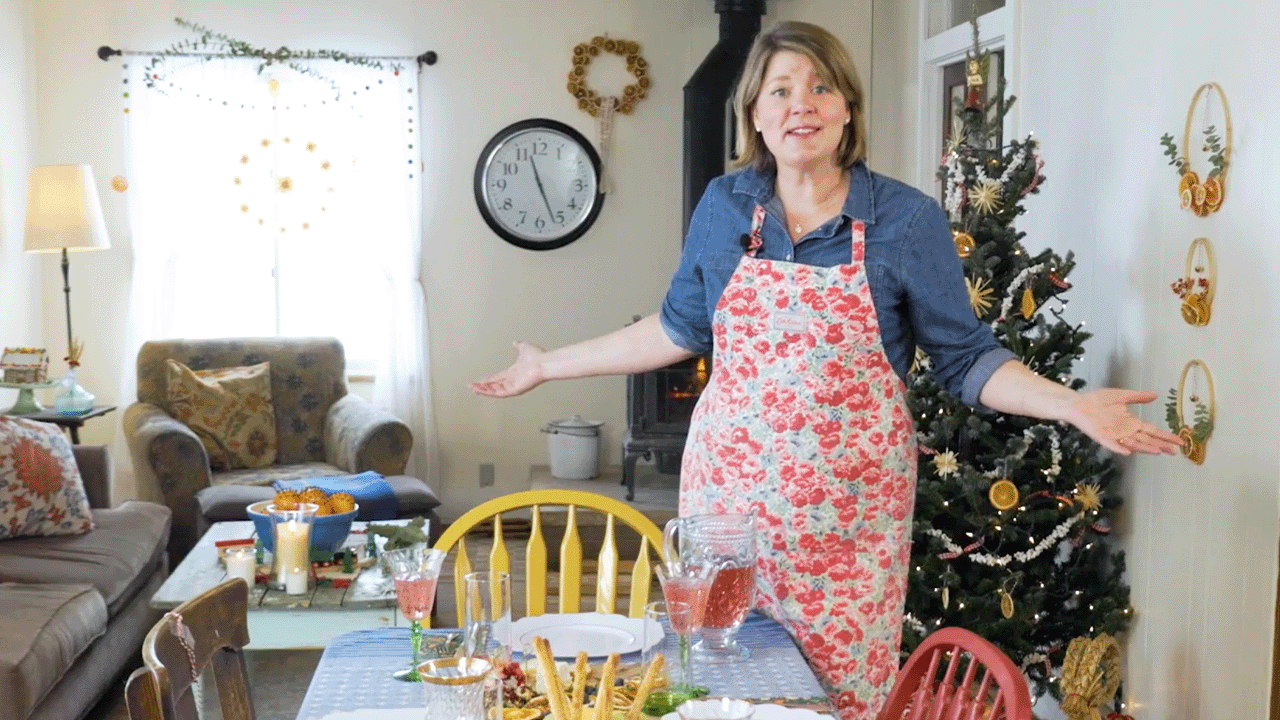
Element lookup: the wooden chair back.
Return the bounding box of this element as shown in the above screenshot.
[126,578,255,720]
[431,489,665,625]
[878,626,1032,720]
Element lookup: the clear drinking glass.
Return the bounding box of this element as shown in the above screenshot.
[385,545,446,681]
[655,561,715,690]
[419,656,492,720]
[463,571,513,718]
[663,513,757,663]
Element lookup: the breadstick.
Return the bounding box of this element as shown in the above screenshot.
[570,651,588,720]
[624,654,664,720]
[596,653,619,720]
[535,637,571,720]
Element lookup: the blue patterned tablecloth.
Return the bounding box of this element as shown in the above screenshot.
[294,612,829,719]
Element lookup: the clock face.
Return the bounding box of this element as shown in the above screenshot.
[474,119,605,250]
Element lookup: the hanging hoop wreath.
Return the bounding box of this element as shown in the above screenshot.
[1159,82,1232,216]
[566,35,651,117]
[565,35,650,195]
[1169,237,1216,326]
[1165,359,1215,465]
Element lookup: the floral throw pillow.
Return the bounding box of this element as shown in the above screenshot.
[0,416,95,539]
[165,359,278,470]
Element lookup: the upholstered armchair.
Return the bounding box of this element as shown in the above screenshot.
[123,337,414,563]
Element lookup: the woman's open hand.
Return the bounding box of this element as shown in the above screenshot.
[1067,388,1184,456]
[469,341,547,398]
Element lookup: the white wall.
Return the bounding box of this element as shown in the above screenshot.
[992,2,1277,717]
[869,1,1279,715]
[0,0,39,394]
[27,0,874,512]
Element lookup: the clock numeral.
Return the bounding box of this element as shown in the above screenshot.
[535,216,546,230]
[516,147,530,162]
[503,162,518,175]
[495,178,507,191]
[567,197,577,210]
[534,141,548,156]
[500,198,513,211]
[554,210,565,224]
[518,211,527,226]
[573,179,585,192]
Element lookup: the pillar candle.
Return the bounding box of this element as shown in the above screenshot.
[285,567,308,595]
[225,548,256,586]
[275,519,310,585]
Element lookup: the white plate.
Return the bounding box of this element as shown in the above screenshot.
[512,612,660,657]
[662,705,835,720]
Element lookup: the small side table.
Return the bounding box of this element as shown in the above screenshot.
[14,405,117,444]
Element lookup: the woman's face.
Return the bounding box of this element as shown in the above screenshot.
[751,50,850,172]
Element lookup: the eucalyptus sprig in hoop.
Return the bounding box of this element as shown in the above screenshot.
[1165,359,1215,465]
[1158,82,1231,216]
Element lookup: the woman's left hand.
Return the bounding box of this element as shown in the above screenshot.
[1068,389,1184,456]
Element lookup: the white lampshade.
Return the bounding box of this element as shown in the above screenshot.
[23,164,111,253]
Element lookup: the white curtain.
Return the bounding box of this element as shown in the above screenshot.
[115,55,436,498]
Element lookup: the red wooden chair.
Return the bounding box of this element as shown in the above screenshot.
[878,627,1033,720]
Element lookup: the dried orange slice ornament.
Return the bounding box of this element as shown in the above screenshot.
[988,479,1019,511]
[1202,176,1224,210]
[1180,293,1211,326]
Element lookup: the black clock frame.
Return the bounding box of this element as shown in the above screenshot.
[473,118,606,251]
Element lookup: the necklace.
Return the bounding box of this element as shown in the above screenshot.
[794,222,803,234]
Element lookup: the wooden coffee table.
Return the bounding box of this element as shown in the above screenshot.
[151,520,412,650]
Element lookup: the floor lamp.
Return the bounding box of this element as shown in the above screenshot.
[23,164,111,414]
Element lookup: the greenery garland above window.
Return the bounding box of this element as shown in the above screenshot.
[141,18,407,99]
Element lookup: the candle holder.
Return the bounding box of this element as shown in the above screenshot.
[267,502,318,594]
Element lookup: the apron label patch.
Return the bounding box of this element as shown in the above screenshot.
[772,312,808,333]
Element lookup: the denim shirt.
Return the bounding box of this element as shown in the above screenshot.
[659,162,1015,408]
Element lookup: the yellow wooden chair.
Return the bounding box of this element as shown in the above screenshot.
[431,489,664,626]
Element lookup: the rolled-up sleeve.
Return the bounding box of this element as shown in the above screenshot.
[903,198,1015,407]
[659,187,718,354]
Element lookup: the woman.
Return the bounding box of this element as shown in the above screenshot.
[473,21,1181,719]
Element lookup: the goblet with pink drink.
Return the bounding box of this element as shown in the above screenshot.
[384,545,446,681]
[655,560,716,691]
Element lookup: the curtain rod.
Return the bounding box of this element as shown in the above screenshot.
[96,45,438,67]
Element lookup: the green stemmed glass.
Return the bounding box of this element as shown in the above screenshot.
[384,545,446,681]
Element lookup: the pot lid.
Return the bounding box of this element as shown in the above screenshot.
[549,414,604,428]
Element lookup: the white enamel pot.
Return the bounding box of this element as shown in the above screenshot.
[542,414,604,480]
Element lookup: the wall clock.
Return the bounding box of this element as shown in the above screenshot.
[474,118,605,251]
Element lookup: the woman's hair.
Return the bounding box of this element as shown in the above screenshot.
[731,20,867,171]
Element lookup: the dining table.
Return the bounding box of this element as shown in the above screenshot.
[293,611,836,719]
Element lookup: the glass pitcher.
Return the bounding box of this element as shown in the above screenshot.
[662,513,757,663]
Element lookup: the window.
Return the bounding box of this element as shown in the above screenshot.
[124,58,420,375]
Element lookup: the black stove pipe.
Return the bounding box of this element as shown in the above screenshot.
[682,0,766,240]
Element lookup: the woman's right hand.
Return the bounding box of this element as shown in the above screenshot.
[469,341,547,398]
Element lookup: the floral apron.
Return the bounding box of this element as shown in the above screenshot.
[680,205,917,720]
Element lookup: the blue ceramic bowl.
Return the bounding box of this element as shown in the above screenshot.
[246,500,359,554]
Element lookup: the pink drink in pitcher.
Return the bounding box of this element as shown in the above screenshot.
[394,574,439,621]
[701,565,753,630]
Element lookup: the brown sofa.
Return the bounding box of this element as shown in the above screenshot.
[122,337,440,564]
[0,446,171,720]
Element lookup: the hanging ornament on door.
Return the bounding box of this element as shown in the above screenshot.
[566,35,650,194]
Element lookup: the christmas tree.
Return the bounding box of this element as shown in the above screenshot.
[901,20,1132,700]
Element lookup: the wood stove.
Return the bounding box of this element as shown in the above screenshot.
[621,351,711,500]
